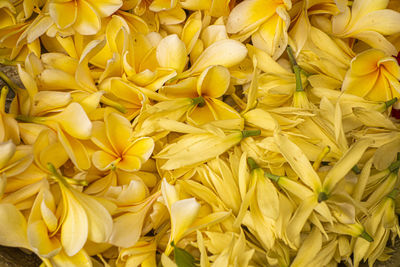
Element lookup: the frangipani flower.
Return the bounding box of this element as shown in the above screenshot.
[48,0,123,35]
[331,0,400,56]
[91,112,154,171]
[226,0,291,59]
[160,65,242,126]
[342,49,400,103]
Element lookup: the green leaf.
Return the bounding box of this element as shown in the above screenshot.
[172,242,199,267]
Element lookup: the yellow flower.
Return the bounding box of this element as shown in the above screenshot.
[160,65,242,126]
[331,0,400,55]
[48,0,123,35]
[91,112,154,171]
[342,49,400,102]
[226,0,291,59]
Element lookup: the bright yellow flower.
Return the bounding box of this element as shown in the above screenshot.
[91,112,154,171]
[226,0,291,59]
[342,49,400,102]
[48,0,123,35]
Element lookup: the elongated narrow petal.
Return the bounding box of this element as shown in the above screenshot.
[323,138,373,194]
[274,133,322,191]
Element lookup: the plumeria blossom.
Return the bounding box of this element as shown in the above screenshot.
[160,65,242,127]
[342,49,400,103]
[91,111,154,171]
[48,0,123,35]
[227,0,292,59]
[330,0,400,56]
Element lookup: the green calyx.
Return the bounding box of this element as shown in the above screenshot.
[264,172,281,183]
[192,96,206,107]
[318,191,329,203]
[247,157,260,172]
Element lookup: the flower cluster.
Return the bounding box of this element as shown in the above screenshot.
[0,0,400,266]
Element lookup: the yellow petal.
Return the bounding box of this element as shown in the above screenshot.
[57,128,91,171]
[167,198,200,255]
[27,220,61,257]
[90,121,115,155]
[187,39,247,75]
[38,69,81,90]
[117,154,141,172]
[49,249,92,267]
[74,0,101,35]
[350,10,400,36]
[61,188,89,257]
[181,11,202,54]
[50,103,92,140]
[197,65,230,98]
[149,0,177,12]
[350,49,384,76]
[206,98,242,121]
[0,203,29,248]
[0,140,16,170]
[290,228,322,267]
[49,2,77,29]
[124,137,154,162]
[322,138,373,194]
[72,190,113,243]
[105,112,131,153]
[156,34,187,73]
[226,0,277,34]
[274,133,322,191]
[342,70,379,98]
[92,150,118,171]
[87,0,122,17]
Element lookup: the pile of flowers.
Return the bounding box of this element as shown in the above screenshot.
[0,0,400,266]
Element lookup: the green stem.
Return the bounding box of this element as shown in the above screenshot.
[101,96,127,114]
[247,157,259,171]
[192,96,206,107]
[264,173,280,183]
[286,46,304,92]
[241,129,261,138]
[385,97,398,109]
[47,162,88,187]
[359,230,374,242]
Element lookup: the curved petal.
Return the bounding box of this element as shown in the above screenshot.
[350,49,384,76]
[197,65,230,98]
[226,0,277,34]
[350,10,400,35]
[124,137,154,162]
[188,39,247,75]
[117,155,142,172]
[342,70,379,97]
[90,121,115,155]
[49,2,77,29]
[87,0,122,17]
[92,150,118,171]
[61,189,89,257]
[57,128,91,171]
[27,220,61,258]
[156,34,187,73]
[105,112,132,154]
[73,0,101,35]
[206,98,241,121]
